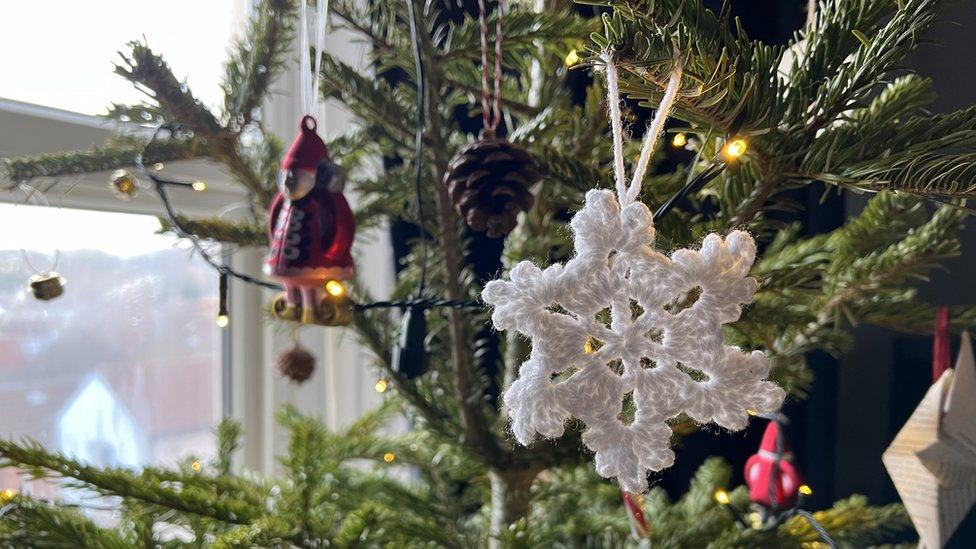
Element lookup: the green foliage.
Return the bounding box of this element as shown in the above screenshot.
[3,0,976,545]
[0,414,912,548]
[1,138,202,182]
[222,0,295,132]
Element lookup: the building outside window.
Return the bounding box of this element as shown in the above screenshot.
[0,204,223,498]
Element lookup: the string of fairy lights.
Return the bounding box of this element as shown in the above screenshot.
[127,130,749,330]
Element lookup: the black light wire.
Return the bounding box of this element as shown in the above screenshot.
[139,99,741,311]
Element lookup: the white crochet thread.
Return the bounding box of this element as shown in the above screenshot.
[482,54,784,493]
[601,52,683,206]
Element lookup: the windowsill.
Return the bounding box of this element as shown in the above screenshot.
[0,97,247,218]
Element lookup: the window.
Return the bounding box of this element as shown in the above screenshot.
[0,0,243,115]
[0,203,223,496]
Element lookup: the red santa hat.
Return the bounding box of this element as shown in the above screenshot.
[757,420,792,461]
[283,115,329,172]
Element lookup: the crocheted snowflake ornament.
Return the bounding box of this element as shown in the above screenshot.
[482,189,784,493]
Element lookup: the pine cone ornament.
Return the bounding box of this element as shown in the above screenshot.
[444,133,539,238]
[276,344,316,384]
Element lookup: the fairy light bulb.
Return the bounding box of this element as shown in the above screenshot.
[714,489,730,505]
[672,132,688,148]
[0,488,15,502]
[216,272,229,328]
[383,452,396,463]
[798,484,813,496]
[325,280,345,297]
[192,181,208,192]
[583,336,597,354]
[374,378,389,393]
[723,138,748,160]
[191,460,202,472]
[564,49,580,67]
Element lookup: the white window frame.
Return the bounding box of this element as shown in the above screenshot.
[0,1,395,476]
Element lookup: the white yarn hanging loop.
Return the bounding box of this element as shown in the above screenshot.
[602,52,683,207]
[627,59,682,205]
[601,52,628,202]
[299,0,331,120]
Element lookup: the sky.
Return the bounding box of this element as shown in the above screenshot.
[0,0,241,115]
[0,203,178,258]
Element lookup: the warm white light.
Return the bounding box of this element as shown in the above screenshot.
[383,452,396,463]
[672,133,688,148]
[799,484,813,496]
[583,336,597,354]
[374,378,389,393]
[723,139,748,160]
[192,181,207,191]
[564,49,580,67]
[325,280,345,297]
[216,314,229,328]
[714,489,730,505]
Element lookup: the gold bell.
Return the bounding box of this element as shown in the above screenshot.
[110,169,139,201]
[28,272,66,301]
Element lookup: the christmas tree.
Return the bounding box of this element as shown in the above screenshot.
[2,0,975,546]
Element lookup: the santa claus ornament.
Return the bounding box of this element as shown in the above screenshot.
[265,1,354,326]
[266,116,354,325]
[745,420,803,516]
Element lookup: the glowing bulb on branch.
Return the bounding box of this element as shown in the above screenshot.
[192,181,208,192]
[583,336,598,354]
[191,461,202,472]
[374,378,389,393]
[383,452,396,463]
[672,132,688,148]
[799,484,813,496]
[722,138,748,160]
[564,49,580,67]
[714,489,731,505]
[216,314,229,328]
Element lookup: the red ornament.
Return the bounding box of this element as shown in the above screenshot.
[933,306,951,383]
[266,116,355,325]
[744,421,802,509]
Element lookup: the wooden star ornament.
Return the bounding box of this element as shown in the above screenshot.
[882,331,976,548]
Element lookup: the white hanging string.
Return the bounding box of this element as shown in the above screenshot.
[601,51,628,202]
[16,183,60,275]
[602,52,683,207]
[299,0,331,120]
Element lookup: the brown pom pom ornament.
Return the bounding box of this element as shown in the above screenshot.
[443,132,539,238]
[276,344,316,384]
